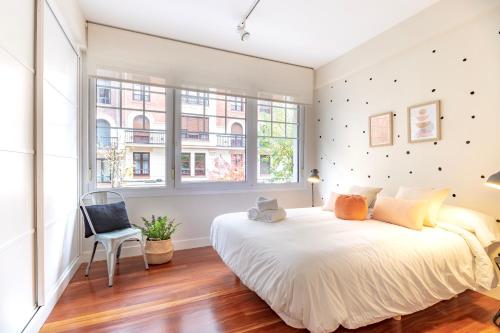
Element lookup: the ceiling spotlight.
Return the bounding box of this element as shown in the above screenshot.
[236,0,261,42]
[237,23,250,41]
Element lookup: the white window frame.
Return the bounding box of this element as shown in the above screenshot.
[88,79,306,197]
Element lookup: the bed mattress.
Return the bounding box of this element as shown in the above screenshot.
[210,207,495,333]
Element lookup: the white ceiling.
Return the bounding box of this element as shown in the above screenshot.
[78,0,439,68]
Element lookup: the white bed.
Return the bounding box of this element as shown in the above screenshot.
[210,207,496,333]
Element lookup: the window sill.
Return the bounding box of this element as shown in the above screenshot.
[99,182,309,199]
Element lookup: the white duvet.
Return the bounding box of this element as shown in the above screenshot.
[210,207,496,333]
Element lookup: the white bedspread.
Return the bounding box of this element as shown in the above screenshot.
[210,207,496,333]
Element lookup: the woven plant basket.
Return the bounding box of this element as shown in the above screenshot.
[145,239,174,264]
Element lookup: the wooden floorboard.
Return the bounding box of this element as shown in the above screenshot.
[42,246,500,333]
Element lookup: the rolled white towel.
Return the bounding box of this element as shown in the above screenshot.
[256,197,279,211]
[247,207,262,220]
[256,208,287,223]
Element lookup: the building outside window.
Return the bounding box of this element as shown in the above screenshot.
[179,90,246,183]
[97,80,111,104]
[181,153,191,176]
[259,154,271,176]
[95,79,166,188]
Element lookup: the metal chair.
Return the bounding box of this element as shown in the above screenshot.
[80,190,149,287]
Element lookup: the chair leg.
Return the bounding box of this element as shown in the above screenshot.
[106,247,116,287]
[85,241,98,277]
[139,238,149,270]
[116,243,123,264]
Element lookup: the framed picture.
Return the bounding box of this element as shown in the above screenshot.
[407,100,441,143]
[369,112,393,147]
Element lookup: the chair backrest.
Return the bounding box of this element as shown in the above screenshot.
[80,191,125,236]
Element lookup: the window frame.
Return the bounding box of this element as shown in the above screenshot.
[89,78,306,196]
[133,152,151,176]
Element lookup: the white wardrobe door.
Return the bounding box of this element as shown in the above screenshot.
[0,0,36,332]
[42,2,79,297]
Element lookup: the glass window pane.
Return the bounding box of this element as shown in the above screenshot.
[181,153,191,176]
[96,79,166,188]
[180,89,246,183]
[258,121,271,136]
[145,92,166,111]
[272,123,286,137]
[272,107,286,122]
[257,100,300,184]
[286,124,298,138]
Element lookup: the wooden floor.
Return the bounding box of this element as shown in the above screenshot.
[42,247,500,333]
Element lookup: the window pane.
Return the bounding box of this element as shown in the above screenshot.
[180,89,246,183]
[96,79,167,188]
[257,100,300,184]
[145,92,166,111]
[181,153,191,176]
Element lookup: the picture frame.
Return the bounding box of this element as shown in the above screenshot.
[407,100,441,143]
[369,111,393,147]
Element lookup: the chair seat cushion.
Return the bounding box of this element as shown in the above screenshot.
[95,227,141,240]
[80,201,132,237]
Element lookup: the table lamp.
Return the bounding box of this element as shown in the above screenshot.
[307,169,320,207]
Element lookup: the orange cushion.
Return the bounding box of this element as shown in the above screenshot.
[372,196,428,230]
[334,195,368,221]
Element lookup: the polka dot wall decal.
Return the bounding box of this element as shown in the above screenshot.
[470,91,475,95]
[471,115,476,119]
[331,117,333,120]
[366,152,369,155]
[319,136,322,139]
[452,194,456,198]
[386,154,389,158]
[368,175,371,178]
[393,113,396,117]
[350,168,354,171]
[394,79,398,83]
[463,58,467,62]
[387,175,391,179]
[363,130,366,134]
[346,98,350,102]
[466,140,471,144]
[369,77,373,81]
[347,145,351,148]
[317,119,320,122]
[409,171,413,174]
[497,219,500,223]
[406,151,410,155]
[440,116,444,120]
[345,125,348,128]
[432,49,436,53]
[397,134,400,138]
[345,80,347,83]
[330,99,333,103]
[434,142,438,145]
[431,88,436,93]
[481,175,485,179]
[438,167,442,171]
[337,184,340,187]
[365,101,369,104]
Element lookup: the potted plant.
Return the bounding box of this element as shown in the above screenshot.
[134,215,179,264]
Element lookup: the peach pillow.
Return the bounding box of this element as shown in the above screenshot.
[395,187,449,227]
[372,196,428,230]
[322,192,340,211]
[334,195,368,221]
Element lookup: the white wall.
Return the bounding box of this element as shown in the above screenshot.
[0,1,37,331]
[87,23,313,105]
[314,0,500,291]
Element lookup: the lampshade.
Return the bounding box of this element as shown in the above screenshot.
[485,171,500,190]
[308,169,320,183]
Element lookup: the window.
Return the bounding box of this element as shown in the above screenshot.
[231,153,244,170]
[97,81,111,104]
[194,153,206,176]
[259,154,270,175]
[179,90,246,183]
[257,101,299,183]
[95,79,167,188]
[133,84,151,102]
[181,90,209,106]
[133,152,150,176]
[228,96,244,112]
[181,153,191,176]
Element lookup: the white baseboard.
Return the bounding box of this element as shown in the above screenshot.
[80,237,211,263]
[23,255,81,333]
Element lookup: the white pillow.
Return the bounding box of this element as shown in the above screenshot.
[349,185,383,208]
[395,187,449,227]
[438,204,500,248]
[322,192,340,211]
[372,196,428,230]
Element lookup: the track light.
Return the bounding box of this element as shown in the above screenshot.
[237,22,250,42]
[236,0,261,42]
